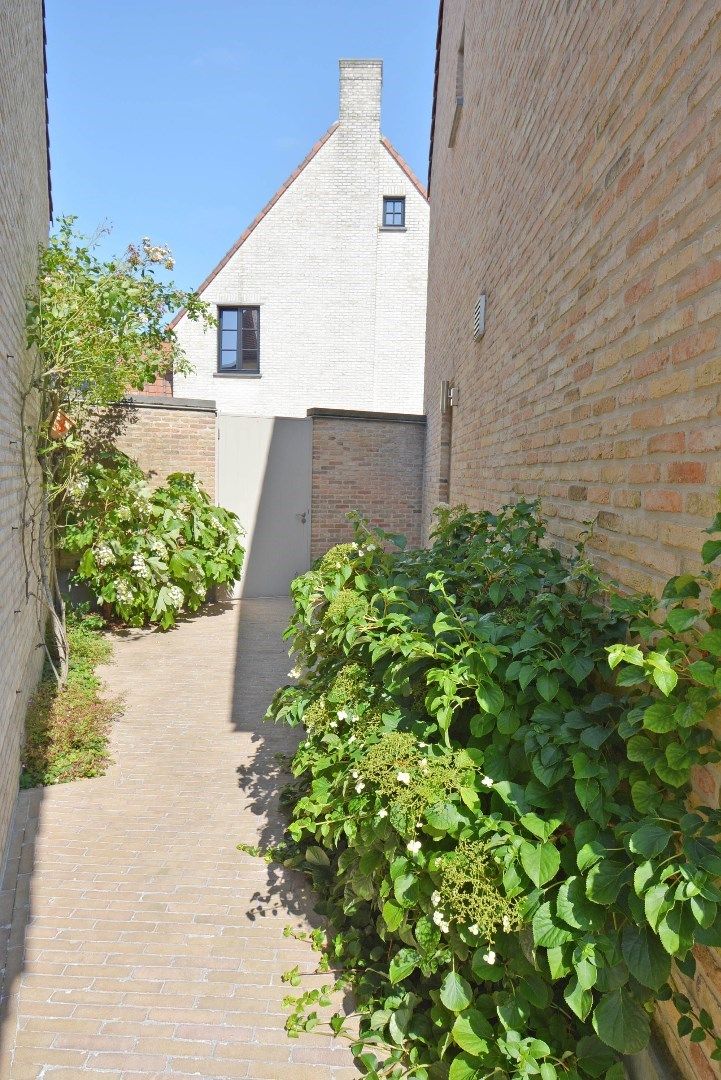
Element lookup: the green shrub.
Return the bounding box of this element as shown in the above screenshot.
[60,450,244,628]
[22,609,116,787]
[266,503,721,1078]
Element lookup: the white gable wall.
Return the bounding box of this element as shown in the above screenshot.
[173,60,429,417]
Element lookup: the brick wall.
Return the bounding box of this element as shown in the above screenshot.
[309,409,425,561]
[114,396,217,497]
[0,0,50,857]
[425,2,721,1076]
[424,0,721,601]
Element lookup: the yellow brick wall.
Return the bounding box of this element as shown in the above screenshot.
[424,2,721,1074]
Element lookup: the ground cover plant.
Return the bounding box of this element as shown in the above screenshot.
[265,502,721,1078]
[59,450,244,629]
[22,608,117,787]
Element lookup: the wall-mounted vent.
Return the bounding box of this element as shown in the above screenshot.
[440,380,459,413]
[473,293,487,340]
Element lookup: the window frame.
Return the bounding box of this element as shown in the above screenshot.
[382,196,406,228]
[216,305,260,375]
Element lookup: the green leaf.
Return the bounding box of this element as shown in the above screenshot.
[520,842,560,888]
[520,813,562,841]
[592,988,651,1054]
[586,860,628,905]
[388,947,419,984]
[628,824,672,859]
[532,902,574,947]
[440,971,473,1013]
[475,682,504,715]
[449,1054,485,1080]
[575,1035,617,1078]
[700,630,721,657]
[643,702,676,733]
[382,899,404,932]
[665,607,699,632]
[560,652,594,685]
[621,924,671,989]
[631,780,661,814]
[701,540,721,565]
[627,735,658,768]
[451,1010,493,1056]
[688,660,716,686]
[644,883,672,930]
[564,975,593,1020]
[537,673,559,702]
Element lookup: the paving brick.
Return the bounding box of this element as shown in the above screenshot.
[0,601,357,1077]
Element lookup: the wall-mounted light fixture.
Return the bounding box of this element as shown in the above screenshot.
[473,292,487,340]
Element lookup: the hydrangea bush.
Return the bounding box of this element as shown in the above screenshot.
[266,502,721,1079]
[60,451,244,628]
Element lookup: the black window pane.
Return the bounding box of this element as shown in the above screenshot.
[243,327,258,350]
[220,350,237,369]
[221,329,237,351]
[241,308,259,329]
[221,308,238,329]
[241,351,258,371]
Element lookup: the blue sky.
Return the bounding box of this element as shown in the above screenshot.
[45,1,438,292]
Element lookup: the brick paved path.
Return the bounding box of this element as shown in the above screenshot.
[0,600,357,1079]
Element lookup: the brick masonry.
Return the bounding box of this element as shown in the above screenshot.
[425,2,721,1075]
[309,409,425,562]
[0,0,50,862]
[114,397,217,498]
[424,0,721,600]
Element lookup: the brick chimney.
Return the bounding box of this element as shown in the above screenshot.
[339,59,382,133]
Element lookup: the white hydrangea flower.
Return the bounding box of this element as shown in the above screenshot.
[131,554,151,580]
[440,919,450,933]
[167,585,184,609]
[431,891,441,907]
[351,770,359,779]
[288,666,301,679]
[432,910,446,926]
[502,915,512,933]
[407,840,422,854]
[149,536,167,556]
[468,924,480,936]
[482,951,496,965]
[348,734,357,743]
[482,775,494,787]
[397,771,411,785]
[377,808,388,818]
[337,709,348,721]
[94,542,115,567]
[115,580,133,603]
[355,780,365,794]
[329,720,338,729]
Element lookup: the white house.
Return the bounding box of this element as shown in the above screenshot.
[171,59,429,417]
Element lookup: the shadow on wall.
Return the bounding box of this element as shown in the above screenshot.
[217,416,312,600]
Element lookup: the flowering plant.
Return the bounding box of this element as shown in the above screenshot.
[60,451,244,628]
[266,503,721,1077]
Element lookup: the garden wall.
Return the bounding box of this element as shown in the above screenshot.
[114,395,217,497]
[0,0,51,859]
[309,408,425,562]
[425,2,721,1076]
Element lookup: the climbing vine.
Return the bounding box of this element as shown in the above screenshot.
[264,502,721,1078]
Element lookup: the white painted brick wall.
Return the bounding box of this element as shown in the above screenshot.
[174,60,429,417]
[0,0,50,858]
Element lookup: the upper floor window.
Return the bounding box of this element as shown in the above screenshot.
[217,306,260,374]
[383,197,406,227]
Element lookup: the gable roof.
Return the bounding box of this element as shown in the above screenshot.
[170,125,428,329]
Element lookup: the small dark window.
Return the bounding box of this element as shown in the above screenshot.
[217,306,260,374]
[383,197,405,227]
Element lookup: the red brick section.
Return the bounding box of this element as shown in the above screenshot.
[309,409,425,562]
[425,2,721,1074]
[114,397,216,497]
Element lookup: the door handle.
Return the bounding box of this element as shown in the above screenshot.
[296,510,308,525]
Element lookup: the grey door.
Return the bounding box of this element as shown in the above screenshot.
[217,415,312,598]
